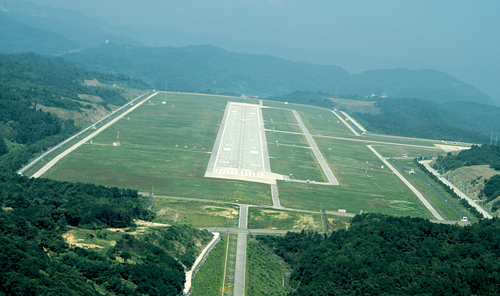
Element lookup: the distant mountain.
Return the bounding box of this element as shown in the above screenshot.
[64,43,350,97]
[347,69,493,105]
[0,0,140,48]
[64,43,495,105]
[0,11,76,55]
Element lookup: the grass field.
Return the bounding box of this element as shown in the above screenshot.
[245,240,288,296]
[268,138,326,182]
[191,237,227,296]
[248,207,352,232]
[262,107,302,133]
[393,159,466,221]
[375,145,445,159]
[275,137,433,218]
[42,92,462,220]
[44,93,271,205]
[152,198,239,227]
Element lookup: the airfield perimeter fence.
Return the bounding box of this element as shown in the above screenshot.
[17,90,154,176]
[184,233,222,296]
[390,158,468,219]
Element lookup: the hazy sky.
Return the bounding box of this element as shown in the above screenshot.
[30,0,500,102]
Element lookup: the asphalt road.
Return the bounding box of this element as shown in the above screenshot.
[233,233,247,296]
[292,110,339,185]
[271,184,282,208]
[367,145,444,220]
[239,205,249,229]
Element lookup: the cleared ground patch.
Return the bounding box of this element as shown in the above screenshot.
[153,199,239,227]
[328,98,380,114]
[248,208,352,232]
[248,208,323,231]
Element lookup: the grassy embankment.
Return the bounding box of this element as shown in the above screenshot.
[245,240,289,296]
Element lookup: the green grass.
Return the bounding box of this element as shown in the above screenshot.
[326,215,352,232]
[268,142,326,182]
[43,92,450,219]
[398,159,482,222]
[191,237,227,296]
[245,240,288,296]
[266,131,308,147]
[44,93,271,205]
[262,107,302,133]
[275,138,433,218]
[393,159,464,221]
[152,198,239,227]
[374,145,446,159]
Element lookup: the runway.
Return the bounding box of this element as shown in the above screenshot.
[205,102,283,184]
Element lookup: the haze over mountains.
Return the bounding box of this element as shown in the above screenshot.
[0,0,495,106]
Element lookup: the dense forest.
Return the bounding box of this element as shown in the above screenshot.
[0,149,210,295]
[258,214,500,295]
[436,145,500,172]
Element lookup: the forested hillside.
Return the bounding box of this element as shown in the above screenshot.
[354,97,500,143]
[63,43,494,105]
[258,214,500,295]
[436,145,500,172]
[0,172,212,294]
[0,52,148,171]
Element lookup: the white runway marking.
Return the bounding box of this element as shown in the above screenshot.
[206,102,284,184]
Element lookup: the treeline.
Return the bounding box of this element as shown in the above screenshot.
[0,172,152,230]
[258,214,500,295]
[436,144,500,172]
[63,43,494,106]
[355,97,497,143]
[414,159,483,219]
